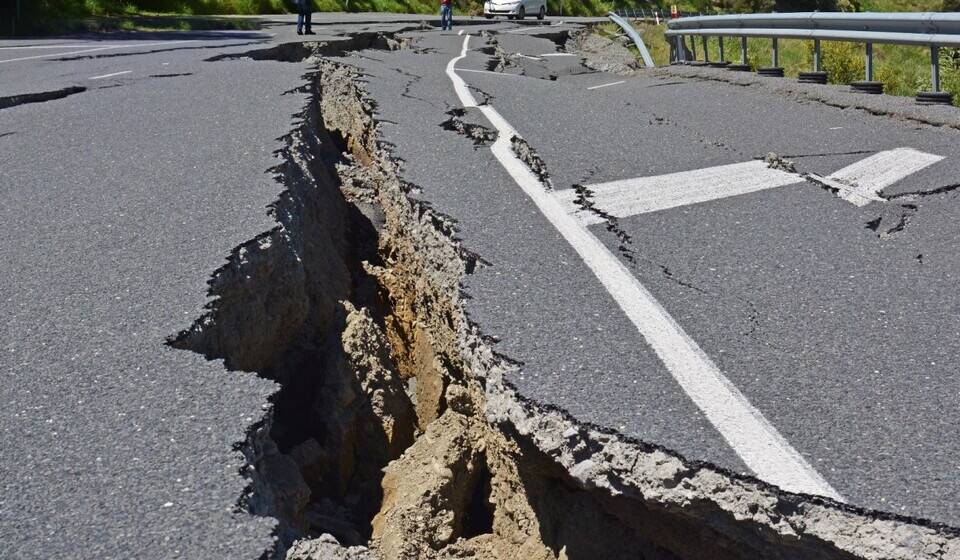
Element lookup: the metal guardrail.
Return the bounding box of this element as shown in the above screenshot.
[608,12,656,68]
[665,12,960,104]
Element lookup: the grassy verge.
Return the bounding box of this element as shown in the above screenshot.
[614,20,960,106]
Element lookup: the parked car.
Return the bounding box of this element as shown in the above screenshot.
[484,0,547,20]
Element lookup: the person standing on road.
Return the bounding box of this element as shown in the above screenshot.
[295,0,314,35]
[440,0,453,31]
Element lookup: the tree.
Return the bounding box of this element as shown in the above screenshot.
[729,0,774,13]
[774,0,837,10]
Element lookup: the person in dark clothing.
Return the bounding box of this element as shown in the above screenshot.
[295,0,314,35]
[440,0,453,31]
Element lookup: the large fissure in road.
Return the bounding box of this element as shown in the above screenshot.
[172,37,960,560]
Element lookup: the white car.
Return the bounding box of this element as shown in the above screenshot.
[484,0,547,20]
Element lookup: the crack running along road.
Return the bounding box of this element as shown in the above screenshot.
[446,34,842,501]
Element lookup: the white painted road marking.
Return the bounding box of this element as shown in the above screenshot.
[448,34,844,501]
[0,40,197,64]
[586,80,626,90]
[541,53,577,57]
[555,160,802,224]
[0,44,104,50]
[517,53,543,60]
[558,148,944,222]
[824,147,943,206]
[458,29,465,36]
[89,70,132,80]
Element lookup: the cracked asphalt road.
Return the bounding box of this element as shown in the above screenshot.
[3,11,960,558]
[346,25,960,527]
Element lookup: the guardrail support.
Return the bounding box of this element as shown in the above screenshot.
[758,37,784,76]
[798,39,828,83]
[917,45,953,104]
[703,36,710,62]
[852,42,883,93]
[727,36,751,71]
[709,36,730,67]
[932,45,941,92]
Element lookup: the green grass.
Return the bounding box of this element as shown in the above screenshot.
[653,26,960,105]
[595,21,673,66]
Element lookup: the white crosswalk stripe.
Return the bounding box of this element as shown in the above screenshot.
[818,147,943,207]
[555,160,802,223]
[556,148,944,223]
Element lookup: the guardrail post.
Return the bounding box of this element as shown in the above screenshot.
[852,42,883,94]
[758,37,784,77]
[726,36,751,71]
[708,36,730,67]
[703,36,710,62]
[814,39,821,72]
[798,38,828,84]
[932,45,941,92]
[917,45,953,105]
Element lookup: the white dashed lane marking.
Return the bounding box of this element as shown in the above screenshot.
[586,80,626,90]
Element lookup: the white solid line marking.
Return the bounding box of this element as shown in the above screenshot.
[517,53,543,60]
[827,147,943,206]
[586,80,626,90]
[0,44,106,50]
[554,161,802,222]
[458,29,465,35]
[89,70,132,80]
[540,53,577,57]
[448,34,843,501]
[0,40,196,64]
[1,46,112,63]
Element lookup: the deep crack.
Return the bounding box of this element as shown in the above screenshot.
[0,86,85,110]
[163,31,960,560]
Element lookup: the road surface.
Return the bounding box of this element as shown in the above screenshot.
[3,11,959,558]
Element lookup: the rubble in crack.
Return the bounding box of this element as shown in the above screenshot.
[440,108,498,147]
[172,37,960,560]
[764,152,797,173]
[510,135,553,189]
[570,29,641,75]
[482,31,519,73]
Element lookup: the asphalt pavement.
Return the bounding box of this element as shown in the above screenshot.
[347,23,960,524]
[4,11,960,559]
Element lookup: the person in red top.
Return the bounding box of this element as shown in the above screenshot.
[440,0,453,31]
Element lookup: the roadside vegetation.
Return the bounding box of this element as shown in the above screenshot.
[609,0,960,106]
